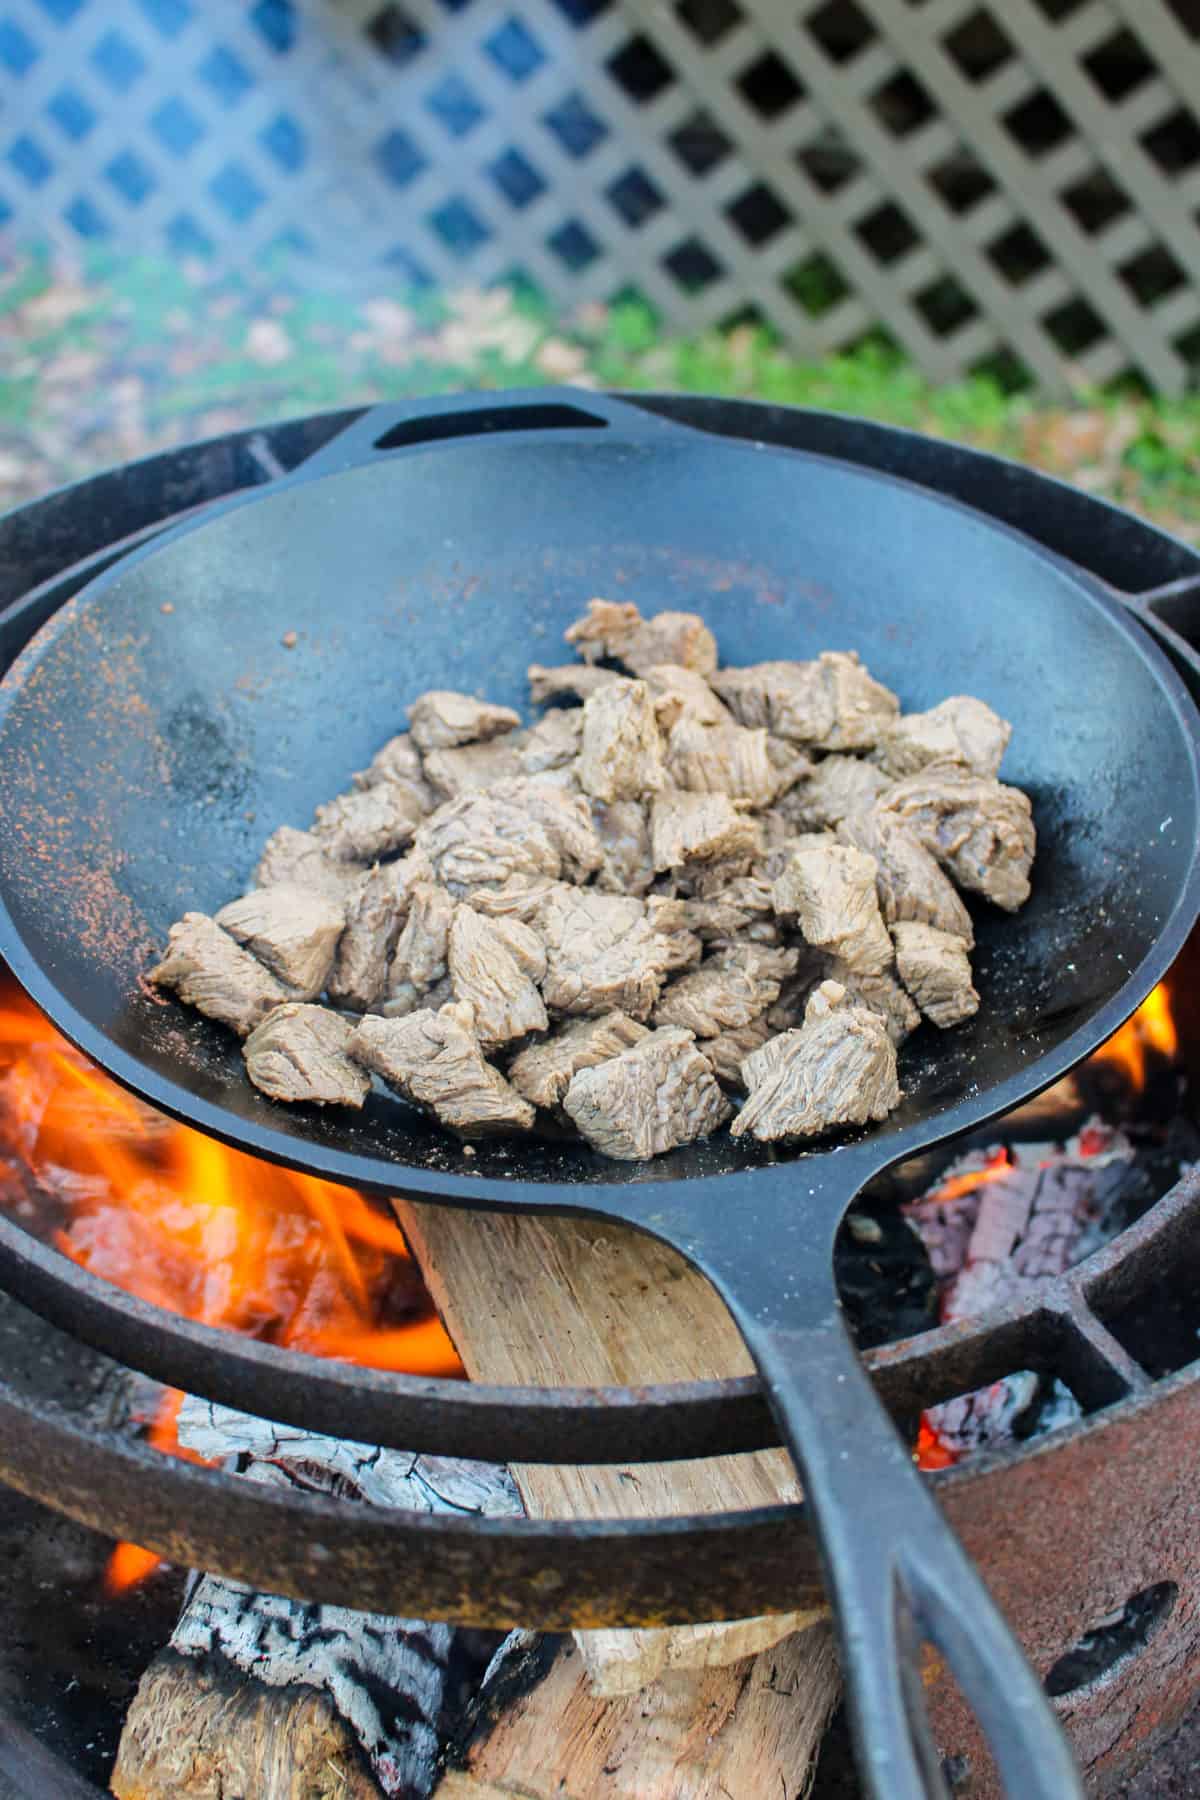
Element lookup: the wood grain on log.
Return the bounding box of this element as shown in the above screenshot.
[395,1203,830,1694]
[439,1626,842,1800]
[111,1400,520,1800]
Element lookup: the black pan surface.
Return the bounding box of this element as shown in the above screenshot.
[2,391,1197,1800]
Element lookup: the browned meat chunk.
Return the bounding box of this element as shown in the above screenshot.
[465,877,560,924]
[642,664,731,730]
[664,715,779,809]
[313,784,424,862]
[489,779,604,883]
[423,736,525,799]
[563,1027,731,1159]
[712,652,899,751]
[416,790,561,898]
[528,662,621,705]
[824,958,920,1046]
[483,911,547,983]
[878,696,1011,781]
[327,853,430,1012]
[565,598,718,677]
[252,826,361,900]
[215,884,345,1001]
[407,690,521,752]
[667,877,778,945]
[536,887,677,1019]
[654,944,799,1038]
[508,1012,650,1111]
[732,981,899,1143]
[644,899,705,972]
[591,799,654,896]
[778,756,891,832]
[650,791,760,872]
[579,679,666,803]
[881,773,1035,911]
[772,840,893,976]
[243,1004,371,1108]
[519,710,582,774]
[892,921,979,1028]
[673,848,768,899]
[448,904,548,1048]
[838,810,974,944]
[150,913,291,1037]
[352,731,424,790]
[384,882,455,1016]
[702,1016,774,1091]
[349,1002,534,1136]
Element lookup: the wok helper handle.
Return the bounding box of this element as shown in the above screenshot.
[725,1288,1085,1800]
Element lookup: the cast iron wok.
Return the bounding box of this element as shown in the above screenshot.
[2,390,1198,1799]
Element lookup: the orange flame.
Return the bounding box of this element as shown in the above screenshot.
[0,975,463,1594]
[1091,983,1178,1091]
[915,1418,959,1471]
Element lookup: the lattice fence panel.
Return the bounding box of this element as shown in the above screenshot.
[0,0,1198,389]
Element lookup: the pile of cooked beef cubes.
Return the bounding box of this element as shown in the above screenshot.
[151,600,1035,1162]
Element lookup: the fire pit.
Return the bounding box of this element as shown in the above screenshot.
[1,396,1200,1798]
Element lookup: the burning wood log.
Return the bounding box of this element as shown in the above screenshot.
[110,1399,521,1800]
[396,1201,841,1791]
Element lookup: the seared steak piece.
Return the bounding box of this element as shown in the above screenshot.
[563,1026,731,1159]
[650,791,760,872]
[352,731,423,790]
[579,679,667,803]
[881,772,1035,911]
[665,715,779,808]
[878,695,1011,781]
[488,779,604,883]
[591,799,655,896]
[313,783,424,862]
[349,1002,534,1136]
[773,840,893,976]
[508,1012,650,1111]
[252,825,361,900]
[643,663,732,729]
[565,598,718,677]
[328,853,429,1012]
[654,943,799,1037]
[407,690,521,752]
[423,736,525,798]
[466,876,561,924]
[641,901,704,973]
[519,709,582,774]
[384,882,455,1016]
[243,1004,370,1108]
[528,662,621,705]
[778,755,891,832]
[416,789,561,898]
[892,921,979,1028]
[702,1015,773,1090]
[824,958,921,1047]
[669,877,778,944]
[215,884,345,1001]
[732,981,899,1143]
[839,810,974,944]
[483,911,547,983]
[151,913,291,1037]
[536,886,678,1019]
[448,905,548,1049]
[712,652,899,751]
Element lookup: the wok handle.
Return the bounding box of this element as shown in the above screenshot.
[290,387,699,480]
[699,1258,1084,1799]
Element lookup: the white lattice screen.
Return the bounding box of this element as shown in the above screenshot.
[1,0,1199,389]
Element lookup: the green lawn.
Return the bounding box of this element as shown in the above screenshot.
[2,249,1197,543]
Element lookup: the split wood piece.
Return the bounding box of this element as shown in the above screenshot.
[395,1203,831,1694]
[438,1625,842,1800]
[110,1399,521,1800]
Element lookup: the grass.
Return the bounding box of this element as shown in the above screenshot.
[1,248,1198,539]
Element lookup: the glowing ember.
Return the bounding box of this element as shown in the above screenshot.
[914,1419,958,1471]
[0,976,463,1592]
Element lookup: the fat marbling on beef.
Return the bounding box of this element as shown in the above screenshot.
[153,595,1035,1160]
